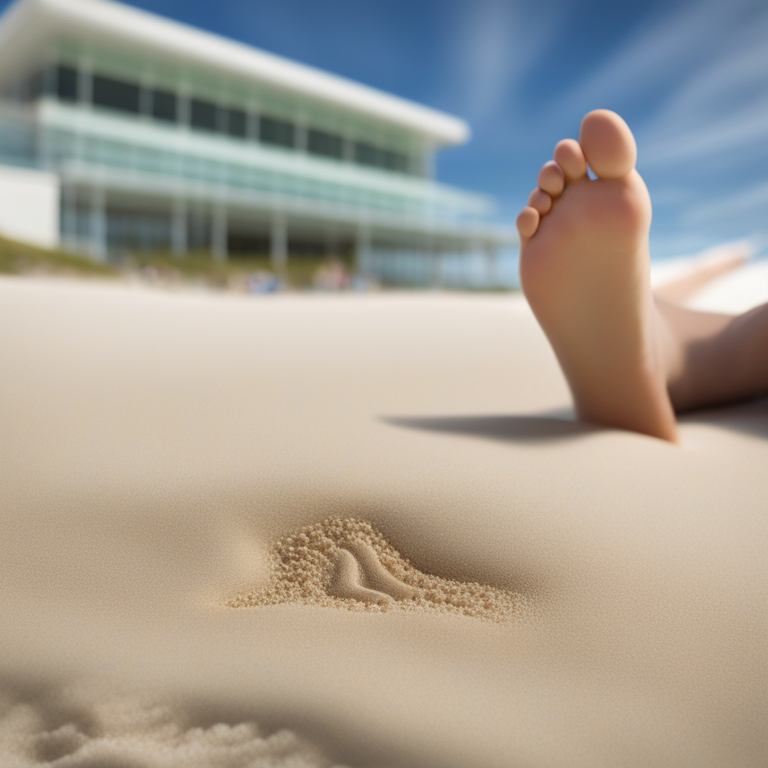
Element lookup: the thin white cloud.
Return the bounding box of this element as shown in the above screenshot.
[681,179,768,225]
[548,1,726,113]
[640,105,768,166]
[439,0,766,165]
[441,0,559,126]
[650,30,766,124]
[637,6,768,164]
[536,0,768,165]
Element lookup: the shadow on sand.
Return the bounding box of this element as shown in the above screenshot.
[679,397,768,440]
[381,409,597,445]
[384,398,768,445]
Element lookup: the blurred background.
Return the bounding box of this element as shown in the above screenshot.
[0,0,765,290]
[155,0,767,258]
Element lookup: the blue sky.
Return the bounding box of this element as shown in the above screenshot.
[4,0,767,259]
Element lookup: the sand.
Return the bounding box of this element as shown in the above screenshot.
[0,274,766,767]
[225,516,531,621]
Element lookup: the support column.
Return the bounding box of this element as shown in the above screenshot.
[211,204,227,262]
[355,224,370,275]
[486,243,498,288]
[178,85,190,127]
[247,104,259,141]
[270,212,287,275]
[295,117,307,153]
[434,251,445,289]
[61,183,77,251]
[75,60,92,171]
[427,236,442,289]
[139,74,152,120]
[342,135,354,163]
[78,58,92,106]
[172,198,187,257]
[89,186,106,262]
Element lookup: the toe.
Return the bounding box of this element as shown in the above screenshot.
[517,206,540,238]
[537,161,565,196]
[579,110,637,179]
[554,139,587,181]
[528,188,552,214]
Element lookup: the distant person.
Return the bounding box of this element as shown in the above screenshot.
[313,257,349,291]
[248,270,280,294]
[516,109,768,443]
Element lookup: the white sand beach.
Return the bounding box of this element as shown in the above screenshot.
[1,273,766,767]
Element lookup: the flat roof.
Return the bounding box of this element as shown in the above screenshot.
[0,0,470,145]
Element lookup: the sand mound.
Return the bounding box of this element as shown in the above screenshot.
[226,517,531,623]
[0,682,343,768]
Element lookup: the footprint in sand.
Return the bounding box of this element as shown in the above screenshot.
[329,541,416,605]
[329,547,394,605]
[226,517,530,623]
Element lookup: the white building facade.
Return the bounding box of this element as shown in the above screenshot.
[0,0,515,285]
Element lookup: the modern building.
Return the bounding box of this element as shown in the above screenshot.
[0,0,516,285]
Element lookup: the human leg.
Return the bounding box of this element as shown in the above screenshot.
[659,299,768,412]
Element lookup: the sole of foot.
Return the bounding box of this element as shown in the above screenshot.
[517,109,679,443]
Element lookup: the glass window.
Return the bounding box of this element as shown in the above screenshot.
[395,153,411,174]
[151,89,177,122]
[354,142,380,168]
[354,142,409,174]
[190,98,218,132]
[56,65,79,102]
[225,108,247,138]
[260,116,295,148]
[380,149,409,173]
[92,75,140,114]
[307,128,343,159]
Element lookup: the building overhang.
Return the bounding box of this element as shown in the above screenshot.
[60,160,518,247]
[0,0,470,147]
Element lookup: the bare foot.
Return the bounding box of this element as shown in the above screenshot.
[517,110,679,442]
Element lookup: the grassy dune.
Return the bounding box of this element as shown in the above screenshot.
[0,235,117,277]
[0,236,346,289]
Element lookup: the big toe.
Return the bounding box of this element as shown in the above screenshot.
[579,110,637,179]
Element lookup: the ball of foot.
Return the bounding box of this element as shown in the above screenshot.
[579,110,637,179]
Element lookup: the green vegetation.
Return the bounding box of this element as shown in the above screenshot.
[129,251,351,288]
[0,235,117,277]
[129,251,274,288]
[0,236,351,289]
[0,236,515,291]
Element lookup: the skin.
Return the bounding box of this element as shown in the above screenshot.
[517,109,768,443]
